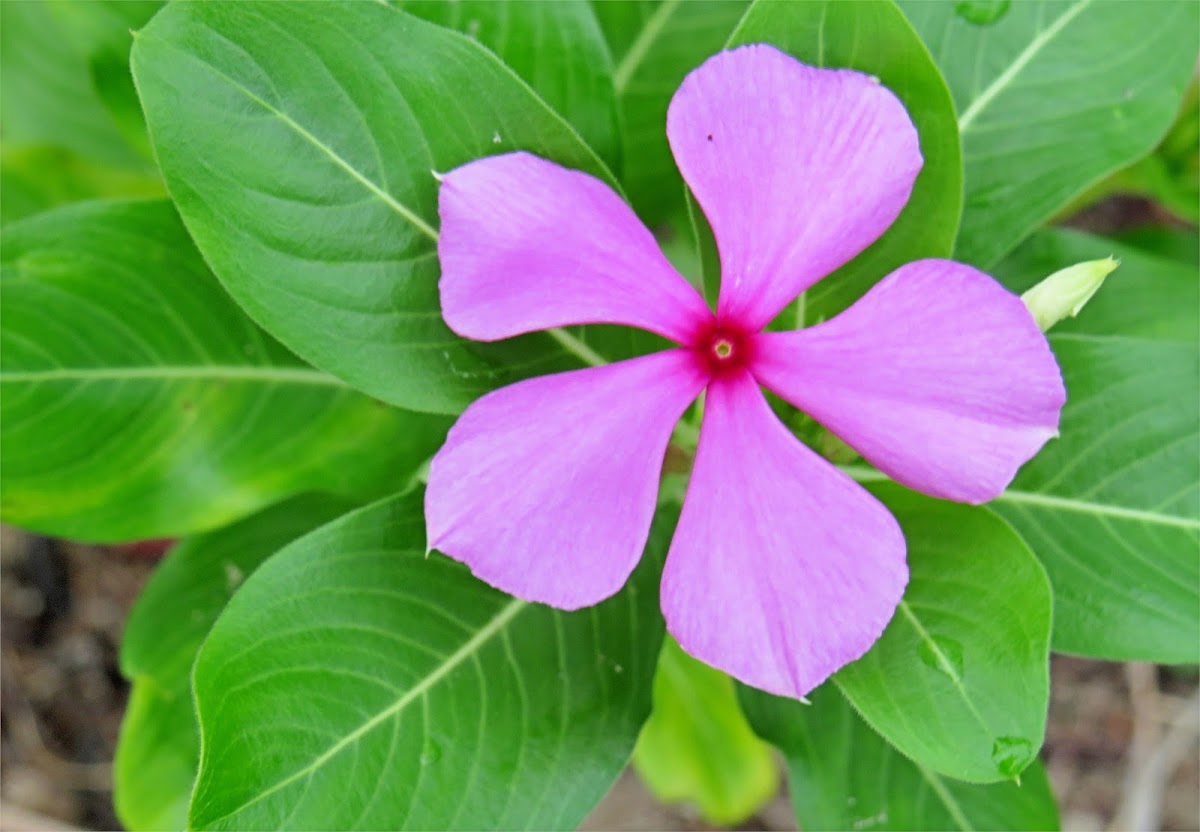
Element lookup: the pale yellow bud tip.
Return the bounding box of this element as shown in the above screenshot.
[1021,256,1119,332]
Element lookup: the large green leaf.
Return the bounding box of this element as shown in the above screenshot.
[188,493,675,830]
[991,335,1200,663]
[0,200,449,541]
[740,683,1060,831]
[132,1,624,416]
[728,0,963,322]
[633,637,777,825]
[592,0,750,223]
[833,486,1052,784]
[899,0,1200,267]
[114,496,357,832]
[0,0,152,169]
[401,0,621,172]
[993,227,1199,341]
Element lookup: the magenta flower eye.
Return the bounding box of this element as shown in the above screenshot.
[425,45,1066,700]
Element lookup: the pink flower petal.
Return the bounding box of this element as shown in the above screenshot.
[662,370,908,699]
[666,45,922,332]
[752,260,1066,504]
[426,349,707,610]
[438,152,712,345]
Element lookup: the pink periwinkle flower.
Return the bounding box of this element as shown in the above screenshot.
[426,45,1065,700]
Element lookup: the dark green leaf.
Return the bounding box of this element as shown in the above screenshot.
[633,637,777,825]
[188,493,675,830]
[132,1,621,415]
[0,200,449,541]
[401,0,621,171]
[593,0,750,223]
[991,335,1200,663]
[1114,225,1200,267]
[833,485,1052,783]
[114,496,357,832]
[729,0,963,322]
[740,683,1060,831]
[993,227,1199,341]
[899,0,1200,267]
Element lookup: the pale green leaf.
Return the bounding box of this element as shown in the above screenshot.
[994,227,1199,341]
[633,637,777,825]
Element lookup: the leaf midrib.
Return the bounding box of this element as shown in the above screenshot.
[0,366,349,387]
[956,0,1095,132]
[191,597,528,828]
[139,29,440,241]
[612,0,683,94]
[840,466,1200,531]
[915,762,976,831]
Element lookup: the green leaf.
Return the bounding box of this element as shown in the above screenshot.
[114,496,357,832]
[593,0,751,223]
[740,683,1060,831]
[1114,225,1200,267]
[0,145,163,225]
[400,0,621,172]
[0,0,155,169]
[131,1,620,416]
[991,334,1200,663]
[633,637,777,825]
[994,227,1200,341]
[728,0,963,322]
[0,199,449,541]
[899,0,1200,267]
[833,485,1052,783]
[48,0,163,161]
[188,493,675,830]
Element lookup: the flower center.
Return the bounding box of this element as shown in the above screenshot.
[697,326,750,377]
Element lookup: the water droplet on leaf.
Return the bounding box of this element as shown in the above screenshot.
[991,736,1034,779]
[954,0,1011,25]
[420,741,443,766]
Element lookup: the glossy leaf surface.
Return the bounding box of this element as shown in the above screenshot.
[188,493,675,830]
[834,486,1053,784]
[132,1,619,415]
[993,335,1200,662]
[0,200,448,541]
[114,496,357,831]
[402,0,621,171]
[900,0,1200,266]
[741,683,1060,831]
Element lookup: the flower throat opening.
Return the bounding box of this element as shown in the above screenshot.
[697,326,751,377]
